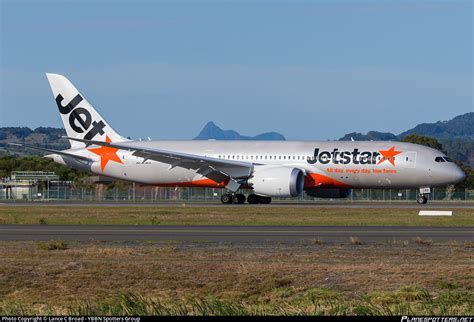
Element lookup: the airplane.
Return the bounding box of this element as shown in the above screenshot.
[11,74,466,205]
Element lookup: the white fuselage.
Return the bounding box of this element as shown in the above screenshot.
[55,140,465,190]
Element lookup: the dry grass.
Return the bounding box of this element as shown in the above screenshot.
[0,205,473,226]
[414,237,434,246]
[0,240,472,315]
[350,236,363,245]
[312,238,325,245]
[36,240,68,250]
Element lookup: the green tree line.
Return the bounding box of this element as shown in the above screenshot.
[0,155,85,182]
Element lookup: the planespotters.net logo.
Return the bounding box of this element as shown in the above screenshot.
[401,317,473,322]
[307,146,402,166]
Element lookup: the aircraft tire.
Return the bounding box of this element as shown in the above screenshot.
[417,195,427,204]
[247,194,259,204]
[258,196,272,204]
[232,194,246,204]
[221,194,233,204]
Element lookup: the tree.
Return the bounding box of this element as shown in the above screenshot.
[456,164,474,189]
[0,155,87,181]
[401,134,443,151]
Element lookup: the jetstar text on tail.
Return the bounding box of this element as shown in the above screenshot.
[307,147,402,166]
[55,94,106,140]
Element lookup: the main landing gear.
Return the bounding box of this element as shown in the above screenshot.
[220,193,272,204]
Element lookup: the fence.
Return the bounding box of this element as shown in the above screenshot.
[1,182,472,202]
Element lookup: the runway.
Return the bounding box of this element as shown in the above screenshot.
[1,225,472,243]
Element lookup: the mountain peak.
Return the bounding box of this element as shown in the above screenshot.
[194,122,286,141]
[203,121,219,129]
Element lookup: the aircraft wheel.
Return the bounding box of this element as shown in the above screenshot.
[221,194,233,204]
[247,194,259,204]
[258,196,272,204]
[417,195,427,205]
[232,194,246,204]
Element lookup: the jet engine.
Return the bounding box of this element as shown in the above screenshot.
[248,166,304,197]
[305,188,351,198]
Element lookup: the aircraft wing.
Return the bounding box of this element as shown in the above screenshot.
[8,143,93,162]
[66,137,253,189]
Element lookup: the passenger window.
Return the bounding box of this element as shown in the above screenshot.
[435,157,445,163]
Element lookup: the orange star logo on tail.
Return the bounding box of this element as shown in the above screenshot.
[377,146,402,166]
[88,135,123,171]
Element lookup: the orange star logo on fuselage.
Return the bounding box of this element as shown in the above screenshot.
[88,135,124,171]
[377,146,402,166]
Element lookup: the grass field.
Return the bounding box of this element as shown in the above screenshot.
[1,205,472,315]
[0,205,473,226]
[0,241,472,315]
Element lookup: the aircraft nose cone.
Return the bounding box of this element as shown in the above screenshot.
[454,166,466,184]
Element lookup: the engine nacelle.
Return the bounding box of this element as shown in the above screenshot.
[248,166,304,197]
[306,188,351,198]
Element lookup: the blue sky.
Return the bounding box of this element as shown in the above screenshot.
[1,0,472,140]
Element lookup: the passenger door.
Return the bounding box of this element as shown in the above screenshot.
[403,151,417,168]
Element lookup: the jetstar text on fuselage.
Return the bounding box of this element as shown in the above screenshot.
[307,148,400,165]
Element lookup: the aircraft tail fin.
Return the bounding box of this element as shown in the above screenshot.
[45,73,126,149]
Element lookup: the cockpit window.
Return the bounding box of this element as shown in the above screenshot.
[435,156,445,163]
[443,157,453,162]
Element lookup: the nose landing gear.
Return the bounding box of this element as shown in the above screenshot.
[417,195,428,204]
[417,187,430,204]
